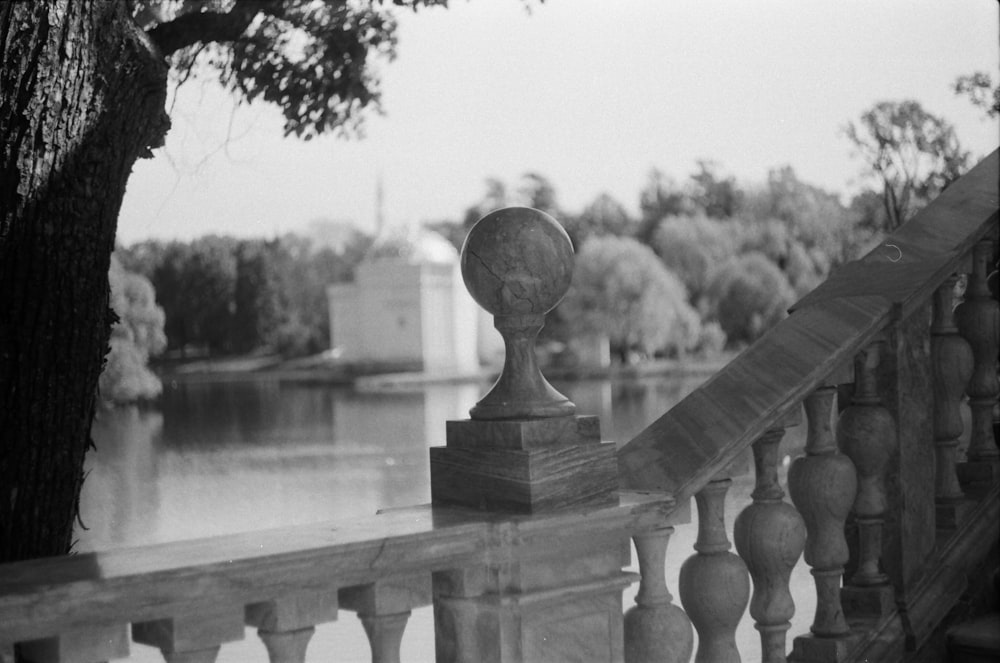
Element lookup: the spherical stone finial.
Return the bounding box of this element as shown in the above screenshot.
[461,207,574,317]
[460,207,575,420]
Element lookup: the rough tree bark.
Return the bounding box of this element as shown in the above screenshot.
[0,0,169,562]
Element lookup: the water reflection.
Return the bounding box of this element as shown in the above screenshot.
[78,380,483,551]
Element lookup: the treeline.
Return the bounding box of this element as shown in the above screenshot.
[427,162,889,362]
[115,230,372,359]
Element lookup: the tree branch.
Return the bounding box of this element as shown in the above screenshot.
[147,0,276,56]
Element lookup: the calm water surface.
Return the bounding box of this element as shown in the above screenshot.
[78,375,812,662]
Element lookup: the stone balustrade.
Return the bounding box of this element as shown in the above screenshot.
[1,152,998,663]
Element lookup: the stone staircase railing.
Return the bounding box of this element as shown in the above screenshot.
[617,148,999,662]
[0,150,996,663]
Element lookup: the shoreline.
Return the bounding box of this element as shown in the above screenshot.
[155,353,737,388]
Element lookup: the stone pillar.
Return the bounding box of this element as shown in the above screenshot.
[956,237,1000,486]
[878,303,936,598]
[429,207,627,663]
[837,342,897,621]
[624,526,694,663]
[788,387,859,663]
[930,278,975,528]
[679,476,750,663]
[734,422,806,663]
[340,576,429,663]
[245,590,338,663]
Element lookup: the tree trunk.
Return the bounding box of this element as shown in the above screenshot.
[0,0,168,562]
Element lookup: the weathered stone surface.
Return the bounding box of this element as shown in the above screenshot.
[18,624,130,663]
[430,442,618,513]
[433,542,631,663]
[624,527,694,663]
[460,207,574,318]
[461,207,577,421]
[879,303,936,592]
[446,415,600,450]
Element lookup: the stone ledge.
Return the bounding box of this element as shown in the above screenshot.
[430,442,618,513]
[445,415,600,450]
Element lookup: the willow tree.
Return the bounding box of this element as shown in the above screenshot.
[0,0,456,563]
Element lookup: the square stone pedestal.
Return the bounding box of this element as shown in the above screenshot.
[430,415,618,513]
[433,539,633,663]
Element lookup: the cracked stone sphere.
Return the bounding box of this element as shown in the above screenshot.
[461,207,574,317]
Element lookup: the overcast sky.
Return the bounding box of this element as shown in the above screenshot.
[117,0,1000,245]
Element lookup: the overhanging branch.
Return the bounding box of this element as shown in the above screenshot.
[147,0,277,56]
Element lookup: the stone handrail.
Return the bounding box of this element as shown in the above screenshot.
[618,148,999,662]
[0,493,672,660]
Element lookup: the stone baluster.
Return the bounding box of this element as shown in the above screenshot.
[679,476,751,663]
[788,386,858,662]
[245,590,338,663]
[340,576,430,663]
[16,625,129,663]
[734,421,807,663]
[837,342,898,621]
[955,238,1000,481]
[133,609,244,663]
[930,278,976,527]
[624,526,694,663]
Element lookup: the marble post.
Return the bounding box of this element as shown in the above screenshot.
[955,237,1000,486]
[734,424,807,663]
[679,476,750,663]
[837,342,897,621]
[624,526,694,663]
[930,278,975,528]
[788,387,859,663]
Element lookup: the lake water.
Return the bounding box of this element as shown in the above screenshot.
[77,375,813,662]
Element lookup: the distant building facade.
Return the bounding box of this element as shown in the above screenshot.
[326,229,502,374]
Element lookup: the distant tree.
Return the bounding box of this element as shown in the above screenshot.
[516,172,560,216]
[153,237,238,354]
[689,160,742,219]
[954,72,1000,119]
[270,233,369,356]
[706,252,795,346]
[637,168,694,243]
[845,190,889,260]
[651,215,738,307]
[461,177,509,229]
[563,192,634,249]
[232,240,282,354]
[560,236,701,361]
[844,100,970,231]
[99,255,167,405]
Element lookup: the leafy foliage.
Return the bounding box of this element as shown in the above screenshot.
[650,214,738,306]
[706,252,795,346]
[118,230,371,358]
[844,100,969,231]
[99,256,168,404]
[953,71,1000,119]
[135,0,454,139]
[560,236,701,359]
[562,192,634,249]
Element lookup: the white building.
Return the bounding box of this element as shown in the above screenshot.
[327,229,502,375]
